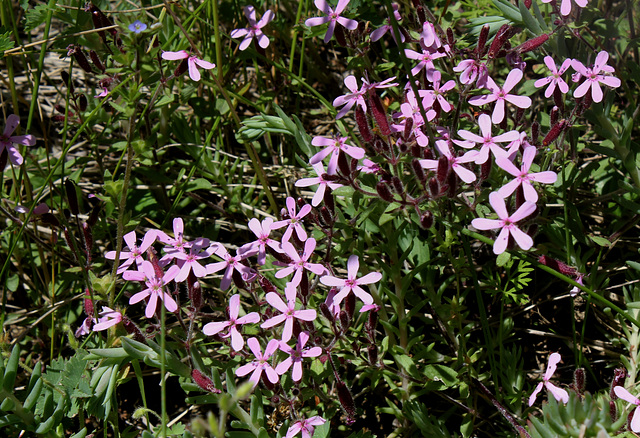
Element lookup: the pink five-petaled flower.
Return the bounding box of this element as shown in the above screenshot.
[272,197,313,242]
[230,6,275,51]
[124,261,180,318]
[309,135,365,175]
[571,51,621,103]
[93,307,123,331]
[320,255,382,308]
[541,0,587,16]
[157,217,191,256]
[534,56,572,98]
[496,145,558,203]
[333,75,366,119]
[370,3,404,43]
[161,50,216,82]
[276,332,322,382]
[105,230,157,274]
[239,217,282,265]
[262,283,317,341]
[469,69,532,124]
[528,352,570,406]
[456,113,521,164]
[453,59,488,88]
[285,416,326,438]
[202,294,260,351]
[170,239,216,283]
[276,238,327,287]
[206,246,256,291]
[420,70,456,113]
[613,386,640,432]
[305,0,358,44]
[295,162,343,207]
[1,115,36,166]
[471,192,536,255]
[404,46,446,78]
[419,140,478,184]
[236,337,280,386]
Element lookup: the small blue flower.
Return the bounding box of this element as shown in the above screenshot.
[128,20,147,34]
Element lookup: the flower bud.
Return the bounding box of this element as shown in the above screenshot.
[41,213,60,228]
[446,27,455,47]
[515,34,549,54]
[82,222,93,262]
[366,309,378,339]
[428,177,440,197]
[345,292,355,320]
[446,169,458,198]
[300,272,310,298]
[537,255,577,276]
[391,176,404,194]
[337,150,351,177]
[78,93,88,112]
[549,106,559,127]
[553,88,565,113]
[543,120,566,146]
[573,368,585,395]
[174,59,189,78]
[334,24,347,47]
[370,92,391,136]
[480,157,492,182]
[83,289,94,317]
[188,279,203,310]
[339,310,350,333]
[437,155,449,183]
[420,211,433,229]
[376,181,394,202]
[367,345,378,364]
[610,368,628,399]
[411,160,426,182]
[319,302,334,321]
[192,369,221,393]
[89,50,105,72]
[68,45,93,73]
[337,381,357,419]
[403,117,414,141]
[123,316,146,342]
[356,106,373,143]
[320,206,333,226]
[488,24,510,59]
[476,25,490,57]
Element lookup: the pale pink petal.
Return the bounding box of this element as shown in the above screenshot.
[320,275,345,287]
[510,201,537,222]
[266,292,289,313]
[471,218,502,231]
[510,226,534,250]
[236,362,256,377]
[614,386,640,404]
[528,382,544,406]
[188,59,201,81]
[338,17,358,30]
[295,309,317,321]
[305,16,330,27]
[505,95,532,109]
[129,290,150,305]
[275,357,293,375]
[545,381,569,403]
[632,408,640,433]
[497,179,521,198]
[239,37,252,51]
[574,80,591,98]
[145,293,158,318]
[503,69,523,93]
[347,255,359,279]
[261,314,287,329]
[352,286,373,304]
[492,100,505,124]
[599,76,621,88]
[230,327,245,351]
[291,362,303,381]
[230,28,250,38]
[257,34,270,48]
[522,182,539,203]
[194,58,216,70]
[358,272,382,285]
[493,227,511,254]
[489,192,509,219]
[258,10,275,27]
[236,312,260,325]
[11,135,35,146]
[530,171,558,184]
[4,115,20,136]
[203,321,231,336]
[162,50,189,60]
[162,293,178,312]
[453,165,477,183]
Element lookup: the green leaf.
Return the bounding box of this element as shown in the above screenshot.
[423,364,458,388]
[496,251,511,267]
[0,31,14,55]
[589,235,611,247]
[24,4,61,32]
[518,0,542,35]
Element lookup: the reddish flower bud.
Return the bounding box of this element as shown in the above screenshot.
[174,59,189,78]
[403,116,414,141]
[515,34,549,54]
[446,27,455,47]
[549,106,559,128]
[391,176,404,194]
[339,310,350,333]
[370,92,391,135]
[553,87,565,112]
[78,93,88,112]
[367,344,378,365]
[319,302,334,321]
[68,45,93,73]
[412,160,426,182]
[366,309,378,339]
[41,213,60,228]
[420,211,433,229]
[573,368,585,395]
[531,122,540,145]
[89,50,105,72]
[437,155,449,183]
[610,368,628,399]
[320,206,333,226]
[122,316,146,342]
[188,279,203,310]
[477,25,490,57]
[356,106,373,143]
[446,170,458,198]
[82,222,93,262]
[84,289,94,317]
[335,24,347,47]
[488,24,511,59]
[192,369,221,393]
[337,381,357,419]
[87,203,101,228]
[376,181,394,202]
[543,120,566,146]
[345,292,355,320]
[428,177,440,197]
[480,157,492,182]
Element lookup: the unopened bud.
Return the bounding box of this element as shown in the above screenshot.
[391,176,404,194]
[334,24,347,47]
[412,160,426,182]
[488,24,510,59]
[370,92,391,136]
[542,120,566,146]
[89,50,105,72]
[446,170,458,197]
[320,206,333,226]
[531,121,540,145]
[480,157,492,181]
[189,280,203,310]
[78,94,88,112]
[319,302,334,321]
[123,316,146,342]
[174,58,188,78]
[573,368,586,395]
[437,155,449,183]
[515,34,549,54]
[192,369,221,393]
[420,211,433,229]
[403,117,414,141]
[339,310,350,333]
[428,177,440,197]
[376,181,394,202]
[83,289,94,316]
[446,27,455,47]
[82,222,93,261]
[367,345,378,364]
[356,106,373,143]
[553,87,565,112]
[337,381,357,419]
[477,25,490,57]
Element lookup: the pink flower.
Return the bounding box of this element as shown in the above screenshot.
[309,135,365,175]
[276,332,322,382]
[236,337,280,386]
[272,197,313,242]
[230,6,274,51]
[370,3,404,43]
[456,113,521,164]
[202,294,260,351]
[453,59,488,88]
[170,239,216,282]
[469,69,532,124]
[571,51,621,103]
[404,47,446,78]
[357,158,380,174]
[496,145,558,203]
[93,307,123,331]
[285,416,326,438]
[124,261,180,318]
[320,255,382,308]
[419,140,478,184]
[541,0,588,16]
[613,386,640,432]
[471,192,536,254]
[275,238,327,287]
[333,75,367,119]
[534,56,572,98]
[239,217,282,265]
[206,246,256,290]
[1,115,36,166]
[105,230,157,274]
[157,217,191,254]
[420,70,456,113]
[295,162,342,207]
[261,283,317,341]
[392,90,436,147]
[305,0,358,44]
[528,352,569,406]
[161,50,215,82]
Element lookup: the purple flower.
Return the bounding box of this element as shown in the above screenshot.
[333,75,367,119]
[93,307,123,331]
[236,337,280,386]
[276,332,322,381]
[471,192,536,254]
[456,113,521,164]
[495,145,558,203]
[419,140,478,184]
[105,230,157,274]
[453,59,488,88]
[469,69,532,124]
[272,197,313,242]
[320,255,382,308]
[202,294,260,351]
[295,162,342,207]
[541,0,588,16]
[404,46,446,78]
[261,283,317,341]
[614,387,640,432]
[230,6,274,51]
[170,239,215,282]
[239,217,282,265]
[534,56,571,98]
[528,352,569,406]
[305,0,358,44]
[370,3,404,43]
[285,416,326,438]
[161,50,216,82]
[275,238,327,287]
[0,115,36,166]
[124,261,180,318]
[420,70,456,113]
[206,246,256,290]
[392,90,436,147]
[309,135,365,175]
[571,51,621,103]
[128,20,147,33]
